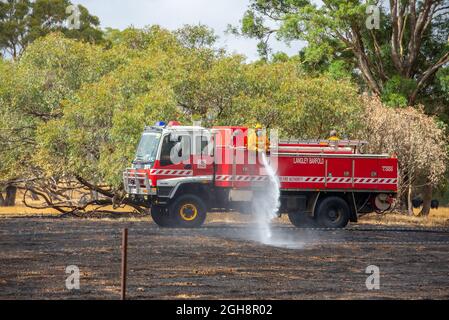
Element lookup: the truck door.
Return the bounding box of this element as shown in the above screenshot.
[158,134,193,177]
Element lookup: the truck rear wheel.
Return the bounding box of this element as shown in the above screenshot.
[151,205,176,228]
[170,194,207,228]
[315,196,350,228]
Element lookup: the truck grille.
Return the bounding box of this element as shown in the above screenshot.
[157,187,173,197]
[123,169,151,195]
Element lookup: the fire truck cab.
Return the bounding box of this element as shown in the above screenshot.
[123,122,398,229]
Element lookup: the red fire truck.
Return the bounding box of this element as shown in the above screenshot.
[123,122,398,228]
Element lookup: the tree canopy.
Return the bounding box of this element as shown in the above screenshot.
[0,0,103,58]
[234,0,449,111]
[0,27,369,213]
[0,18,447,213]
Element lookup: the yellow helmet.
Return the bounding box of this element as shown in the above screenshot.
[255,124,263,130]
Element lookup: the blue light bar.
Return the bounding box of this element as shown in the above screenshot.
[155,121,167,127]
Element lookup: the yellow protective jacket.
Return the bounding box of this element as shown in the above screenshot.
[248,131,269,152]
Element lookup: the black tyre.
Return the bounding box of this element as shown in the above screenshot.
[151,205,176,228]
[315,196,350,228]
[288,212,317,228]
[170,194,207,228]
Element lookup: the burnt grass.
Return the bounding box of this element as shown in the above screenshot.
[0,217,448,300]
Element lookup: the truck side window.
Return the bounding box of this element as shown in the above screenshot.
[160,135,177,166]
[160,135,191,166]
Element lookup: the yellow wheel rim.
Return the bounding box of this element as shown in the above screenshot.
[179,203,198,221]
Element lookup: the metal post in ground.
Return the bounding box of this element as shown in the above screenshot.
[121,228,128,300]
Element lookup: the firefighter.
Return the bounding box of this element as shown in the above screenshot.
[248,124,269,153]
[328,130,340,141]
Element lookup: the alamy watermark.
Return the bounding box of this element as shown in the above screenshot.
[365,265,380,290]
[66,5,81,30]
[164,124,280,171]
[0,1,81,30]
[65,265,80,290]
[366,5,381,30]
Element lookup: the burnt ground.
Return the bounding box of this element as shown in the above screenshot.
[0,217,449,300]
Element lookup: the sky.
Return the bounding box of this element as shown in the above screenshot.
[73,0,304,61]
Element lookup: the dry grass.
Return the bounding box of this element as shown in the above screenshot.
[1,191,448,227]
[359,207,449,227]
[0,198,138,218]
[0,205,60,217]
[0,188,146,218]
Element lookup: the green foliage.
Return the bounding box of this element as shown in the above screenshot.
[438,67,449,94]
[104,26,179,53]
[1,28,364,191]
[382,76,418,107]
[326,60,353,80]
[235,0,449,118]
[0,33,124,182]
[0,0,103,58]
[174,24,218,49]
[271,52,290,63]
[35,30,185,187]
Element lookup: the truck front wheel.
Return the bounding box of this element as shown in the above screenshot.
[315,196,350,228]
[170,194,207,228]
[151,205,176,228]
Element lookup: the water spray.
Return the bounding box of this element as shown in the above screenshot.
[252,152,281,245]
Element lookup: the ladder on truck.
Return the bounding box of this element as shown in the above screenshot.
[275,139,369,155]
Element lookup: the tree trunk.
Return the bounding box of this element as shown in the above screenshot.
[420,184,432,216]
[407,184,414,216]
[5,186,17,207]
[0,192,5,206]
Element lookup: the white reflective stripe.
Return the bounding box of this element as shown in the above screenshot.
[353,178,398,184]
[154,173,398,185]
[280,177,325,183]
[215,175,269,182]
[327,177,352,183]
[214,176,398,185]
[150,169,193,176]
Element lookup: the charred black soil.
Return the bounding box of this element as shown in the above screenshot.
[1,217,448,300]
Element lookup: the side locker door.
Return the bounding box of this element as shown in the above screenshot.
[354,158,379,191]
[326,158,353,189]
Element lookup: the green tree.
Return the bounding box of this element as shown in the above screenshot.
[0,33,121,207]
[0,26,379,214]
[25,27,362,213]
[174,24,218,49]
[0,0,103,59]
[34,28,184,207]
[235,0,449,106]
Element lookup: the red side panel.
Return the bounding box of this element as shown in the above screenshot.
[277,156,326,189]
[377,158,399,192]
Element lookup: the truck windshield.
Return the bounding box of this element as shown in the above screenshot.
[134,132,162,164]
